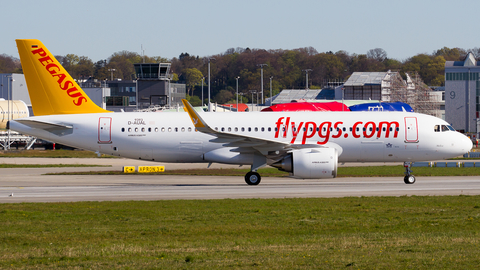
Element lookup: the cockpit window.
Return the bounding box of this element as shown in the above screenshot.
[435,124,455,132]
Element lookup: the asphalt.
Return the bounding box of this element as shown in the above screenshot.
[1,158,479,203]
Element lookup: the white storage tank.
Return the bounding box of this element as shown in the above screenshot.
[0,99,29,129]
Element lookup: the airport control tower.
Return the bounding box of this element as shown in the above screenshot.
[134,63,185,109]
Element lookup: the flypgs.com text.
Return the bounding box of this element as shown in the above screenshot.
[274,117,400,144]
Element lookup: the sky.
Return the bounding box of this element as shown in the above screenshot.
[2,0,480,63]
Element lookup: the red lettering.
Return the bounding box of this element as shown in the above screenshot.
[32,47,88,107]
[31,47,47,57]
[274,117,284,138]
[301,122,317,144]
[317,122,332,145]
[38,56,54,66]
[60,80,74,90]
[272,119,400,143]
[377,121,399,138]
[66,87,83,98]
[290,122,304,143]
[363,122,376,138]
[282,117,290,138]
[73,96,87,106]
[52,73,66,85]
[331,121,343,138]
[352,122,362,138]
[46,63,60,75]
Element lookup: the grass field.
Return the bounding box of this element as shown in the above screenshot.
[1,196,480,269]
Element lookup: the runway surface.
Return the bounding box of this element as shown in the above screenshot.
[1,158,479,203]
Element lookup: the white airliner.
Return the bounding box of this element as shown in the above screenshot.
[9,39,473,185]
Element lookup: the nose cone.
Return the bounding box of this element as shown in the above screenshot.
[458,133,473,154]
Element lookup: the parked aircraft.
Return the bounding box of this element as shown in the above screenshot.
[261,102,349,112]
[261,101,413,112]
[9,39,473,185]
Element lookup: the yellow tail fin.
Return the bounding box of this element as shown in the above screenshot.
[16,39,111,115]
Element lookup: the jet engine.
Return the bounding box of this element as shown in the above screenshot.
[272,148,338,179]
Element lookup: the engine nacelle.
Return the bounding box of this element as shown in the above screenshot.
[272,148,338,179]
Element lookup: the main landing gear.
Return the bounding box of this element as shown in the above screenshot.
[403,162,416,184]
[245,171,261,185]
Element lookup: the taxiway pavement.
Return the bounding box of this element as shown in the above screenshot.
[1,158,479,203]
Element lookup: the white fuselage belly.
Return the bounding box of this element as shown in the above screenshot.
[10,111,470,164]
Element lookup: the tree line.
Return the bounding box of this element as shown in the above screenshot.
[1,46,478,105]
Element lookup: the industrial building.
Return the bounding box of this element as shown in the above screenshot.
[445,52,480,135]
[0,74,30,106]
[340,71,442,118]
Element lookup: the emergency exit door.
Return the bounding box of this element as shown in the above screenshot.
[98,117,112,143]
[404,117,418,143]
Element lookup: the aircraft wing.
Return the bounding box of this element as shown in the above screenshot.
[182,99,290,155]
[181,100,340,160]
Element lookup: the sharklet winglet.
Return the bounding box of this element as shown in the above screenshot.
[181,99,216,134]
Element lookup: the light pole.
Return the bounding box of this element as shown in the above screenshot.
[135,79,138,110]
[269,76,273,106]
[201,77,205,106]
[102,79,106,109]
[108,69,116,81]
[303,69,312,89]
[258,64,268,104]
[235,76,240,111]
[250,90,257,112]
[207,58,215,112]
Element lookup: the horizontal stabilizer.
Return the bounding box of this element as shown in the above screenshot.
[14,119,73,135]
